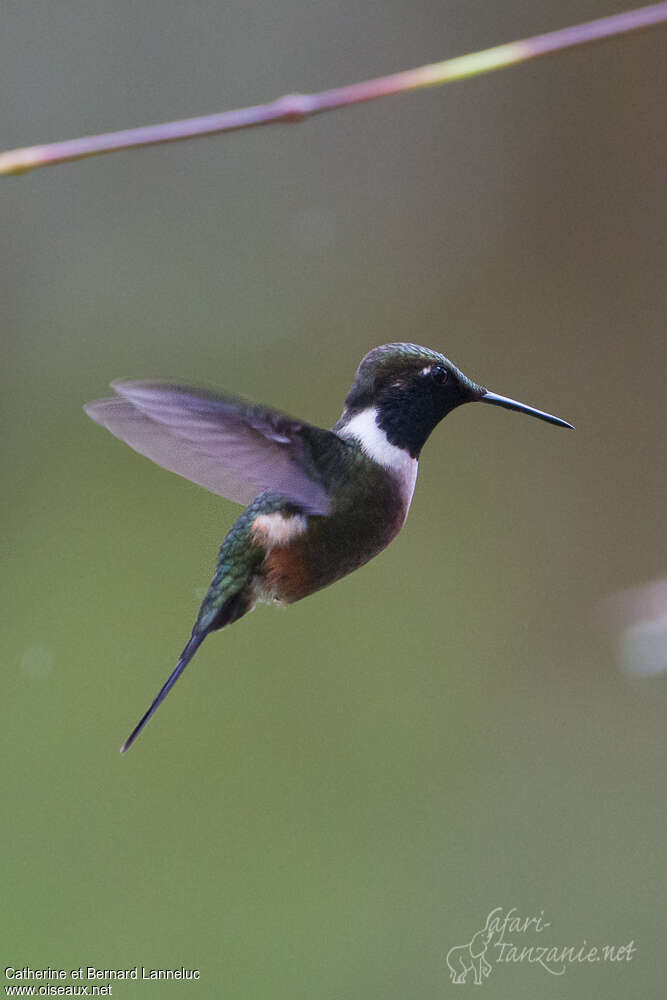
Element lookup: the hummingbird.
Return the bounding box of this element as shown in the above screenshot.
[84,343,573,752]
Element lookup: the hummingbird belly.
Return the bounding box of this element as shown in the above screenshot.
[251,463,407,605]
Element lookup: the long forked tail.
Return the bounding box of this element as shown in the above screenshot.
[120,630,207,753]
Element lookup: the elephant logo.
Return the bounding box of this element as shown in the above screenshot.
[446,924,494,985]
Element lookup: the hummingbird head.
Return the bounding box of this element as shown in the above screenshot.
[341,343,573,458]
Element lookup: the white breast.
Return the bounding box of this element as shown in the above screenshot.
[340,407,418,514]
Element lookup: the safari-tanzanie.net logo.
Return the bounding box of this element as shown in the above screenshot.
[445,907,635,985]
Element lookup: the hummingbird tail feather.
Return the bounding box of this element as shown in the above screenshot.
[120,585,253,754]
[120,630,207,754]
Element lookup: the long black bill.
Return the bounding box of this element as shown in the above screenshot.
[480,390,574,429]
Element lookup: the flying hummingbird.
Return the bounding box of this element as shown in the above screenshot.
[85,343,573,752]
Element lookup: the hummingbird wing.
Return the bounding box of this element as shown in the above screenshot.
[84,380,334,514]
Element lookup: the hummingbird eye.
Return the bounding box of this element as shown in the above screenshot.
[419,364,448,383]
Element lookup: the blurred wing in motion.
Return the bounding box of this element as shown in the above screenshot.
[84,380,333,514]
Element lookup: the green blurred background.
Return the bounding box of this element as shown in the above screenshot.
[2,1,666,996]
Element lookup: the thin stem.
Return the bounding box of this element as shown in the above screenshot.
[2,2,666,176]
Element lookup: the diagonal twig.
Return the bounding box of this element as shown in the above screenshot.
[1,2,666,176]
